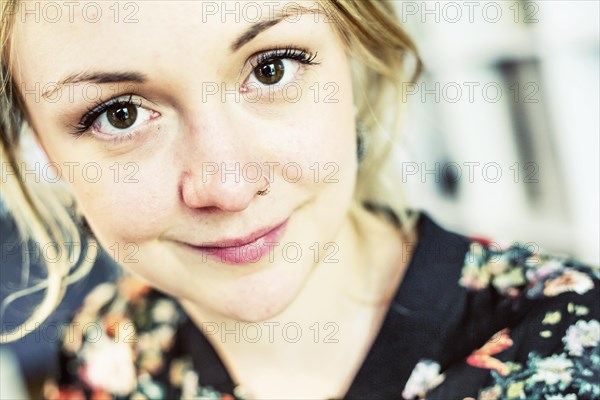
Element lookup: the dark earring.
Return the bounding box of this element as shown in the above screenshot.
[79,215,95,237]
[356,121,367,163]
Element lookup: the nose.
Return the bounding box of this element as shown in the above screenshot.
[178,115,270,212]
[180,162,269,212]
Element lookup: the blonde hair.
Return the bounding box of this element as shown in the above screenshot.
[319,1,422,232]
[0,0,421,343]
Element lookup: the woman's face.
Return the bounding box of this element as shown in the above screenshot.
[13,0,357,321]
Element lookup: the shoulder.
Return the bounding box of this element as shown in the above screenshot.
[461,243,600,399]
[401,212,599,399]
[459,240,599,399]
[45,275,189,399]
[459,238,598,299]
[409,210,598,304]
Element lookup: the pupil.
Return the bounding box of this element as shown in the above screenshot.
[115,108,129,121]
[256,59,285,85]
[261,64,276,77]
[108,104,137,129]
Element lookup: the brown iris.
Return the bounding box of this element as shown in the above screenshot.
[254,59,285,85]
[106,104,138,129]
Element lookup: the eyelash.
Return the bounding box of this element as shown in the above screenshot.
[69,46,320,140]
[249,46,319,70]
[69,94,141,137]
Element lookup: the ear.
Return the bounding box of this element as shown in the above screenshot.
[18,121,65,185]
[19,120,56,165]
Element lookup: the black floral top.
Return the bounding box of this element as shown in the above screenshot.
[45,212,600,400]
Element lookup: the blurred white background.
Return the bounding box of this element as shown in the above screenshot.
[394,0,599,264]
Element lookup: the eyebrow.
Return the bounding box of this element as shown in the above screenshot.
[42,71,147,99]
[230,18,285,52]
[230,5,325,52]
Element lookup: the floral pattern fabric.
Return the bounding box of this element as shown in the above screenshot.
[458,243,600,400]
[45,277,238,400]
[44,212,600,399]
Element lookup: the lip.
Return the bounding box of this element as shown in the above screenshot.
[180,218,289,264]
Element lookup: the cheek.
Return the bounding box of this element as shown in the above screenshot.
[293,87,357,193]
[69,158,178,245]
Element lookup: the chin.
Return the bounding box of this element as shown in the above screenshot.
[223,301,291,323]
[216,263,311,323]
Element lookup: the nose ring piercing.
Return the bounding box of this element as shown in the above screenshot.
[257,175,271,196]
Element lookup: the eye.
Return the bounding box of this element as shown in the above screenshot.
[243,47,319,90]
[71,95,160,140]
[92,102,157,137]
[248,58,300,87]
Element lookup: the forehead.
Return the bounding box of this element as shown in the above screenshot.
[11,0,327,83]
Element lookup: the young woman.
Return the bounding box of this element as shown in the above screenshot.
[1,1,598,399]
